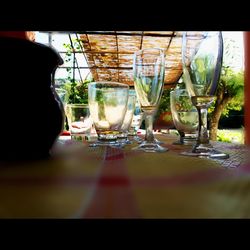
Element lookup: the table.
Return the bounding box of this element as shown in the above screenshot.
[0,133,249,218]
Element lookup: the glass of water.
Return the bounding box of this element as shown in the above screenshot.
[65,103,93,141]
[88,81,129,147]
[170,88,198,145]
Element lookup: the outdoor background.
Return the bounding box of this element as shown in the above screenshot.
[34,31,245,143]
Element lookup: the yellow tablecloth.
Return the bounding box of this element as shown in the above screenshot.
[0,134,249,218]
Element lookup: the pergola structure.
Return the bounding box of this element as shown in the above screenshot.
[61,31,184,88]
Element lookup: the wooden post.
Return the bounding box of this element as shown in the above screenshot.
[244,32,250,145]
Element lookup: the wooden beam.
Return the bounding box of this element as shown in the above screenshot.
[59,66,182,70]
[78,31,176,37]
[43,31,177,37]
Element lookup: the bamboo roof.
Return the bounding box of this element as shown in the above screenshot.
[76,31,184,88]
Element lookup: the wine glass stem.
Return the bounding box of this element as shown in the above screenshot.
[178,131,185,144]
[145,113,155,143]
[196,107,209,145]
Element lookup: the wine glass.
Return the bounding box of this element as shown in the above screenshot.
[181,31,229,159]
[133,48,167,152]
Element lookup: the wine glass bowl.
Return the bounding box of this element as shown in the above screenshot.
[183,32,222,98]
[182,31,229,159]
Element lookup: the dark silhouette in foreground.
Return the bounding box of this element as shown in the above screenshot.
[0,32,64,162]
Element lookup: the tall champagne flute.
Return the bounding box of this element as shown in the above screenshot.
[182,31,229,159]
[133,48,167,152]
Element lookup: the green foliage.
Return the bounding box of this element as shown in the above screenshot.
[157,88,173,115]
[61,37,93,105]
[220,68,244,116]
[175,94,194,112]
[62,79,91,104]
[63,39,83,82]
[219,36,244,115]
[208,67,244,117]
[216,129,244,144]
[208,36,244,119]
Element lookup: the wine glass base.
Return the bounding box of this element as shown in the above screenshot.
[128,135,143,144]
[180,148,229,159]
[132,141,168,153]
[154,138,164,145]
[117,138,133,146]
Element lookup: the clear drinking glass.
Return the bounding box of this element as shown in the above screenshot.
[170,88,198,145]
[65,104,93,141]
[117,89,137,145]
[88,81,129,147]
[182,31,229,159]
[133,48,167,152]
